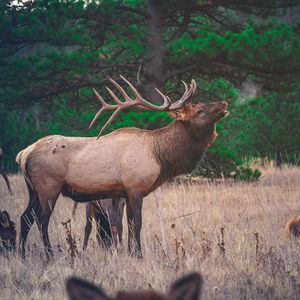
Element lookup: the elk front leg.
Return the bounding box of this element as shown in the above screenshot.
[97,211,112,249]
[126,193,143,258]
[83,203,96,251]
[113,198,125,244]
[83,216,93,251]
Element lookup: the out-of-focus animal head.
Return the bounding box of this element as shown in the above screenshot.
[285,215,300,237]
[0,210,16,252]
[66,272,202,300]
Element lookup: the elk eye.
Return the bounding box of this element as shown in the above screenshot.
[197,109,204,115]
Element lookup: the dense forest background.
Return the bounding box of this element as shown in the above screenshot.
[0,0,299,177]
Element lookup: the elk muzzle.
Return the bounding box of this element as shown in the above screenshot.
[210,101,229,121]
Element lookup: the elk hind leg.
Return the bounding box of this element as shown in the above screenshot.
[36,184,60,260]
[19,181,40,259]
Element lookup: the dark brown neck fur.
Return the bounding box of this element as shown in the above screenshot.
[151,120,217,186]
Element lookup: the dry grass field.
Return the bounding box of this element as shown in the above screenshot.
[0,164,300,299]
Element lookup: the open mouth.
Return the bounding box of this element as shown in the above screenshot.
[220,110,229,117]
[217,110,229,119]
[218,101,229,118]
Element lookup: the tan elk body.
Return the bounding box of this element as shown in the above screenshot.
[16,77,228,258]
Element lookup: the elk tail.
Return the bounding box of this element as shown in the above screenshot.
[16,146,35,190]
[15,150,23,165]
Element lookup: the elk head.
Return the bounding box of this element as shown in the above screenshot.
[66,272,202,300]
[0,210,16,252]
[90,76,228,137]
[168,101,228,130]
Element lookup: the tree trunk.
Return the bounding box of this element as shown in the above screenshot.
[33,104,41,130]
[276,149,283,168]
[144,0,164,103]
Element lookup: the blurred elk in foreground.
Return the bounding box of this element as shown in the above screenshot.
[66,272,202,300]
[0,210,16,252]
[285,215,300,237]
[0,147,12,194]
[72,198,125,250]
[16,76,228,259]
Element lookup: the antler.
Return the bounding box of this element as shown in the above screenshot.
[90,76,196,138]
[169,79,197,110]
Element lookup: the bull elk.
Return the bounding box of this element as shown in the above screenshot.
[66,272,202,300]
[16,76,228,259]
[0,147,12,194]
[72,198,125,250]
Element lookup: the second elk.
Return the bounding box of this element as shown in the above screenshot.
[73,198,125,250]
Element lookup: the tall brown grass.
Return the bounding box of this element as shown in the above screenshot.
[0,164,300,299]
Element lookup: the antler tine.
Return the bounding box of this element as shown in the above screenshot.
[106,87,124,105]
[88,107,104,129]
[89,88,118,129]
[155,88,172,108]
[182,81,191,98]
[97,107,122,139]
[191,79,197,94]
[93,88,110,107]
[120,75,171,110]
[119,75,142,100]
[182,79,195,98]
[169,80,196,110]
[108,77,132,103]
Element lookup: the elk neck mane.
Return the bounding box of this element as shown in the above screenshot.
[150,120,217,185]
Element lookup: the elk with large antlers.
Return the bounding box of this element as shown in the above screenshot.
[16,76,228,259]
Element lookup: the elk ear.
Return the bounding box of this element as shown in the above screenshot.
[0,211,11,228]
[168,111,179,119]
[66,277,111,300]
[168,273,203,300]
[168,110,189,121]
[168,103,194,121]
